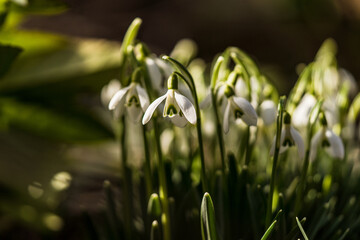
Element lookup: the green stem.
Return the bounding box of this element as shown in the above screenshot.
[142,125,153,199]
[210,56,226,175]
[153,119,171,240]
[164,56,208,192]
[265,96,286,228]
[119,116,133,240]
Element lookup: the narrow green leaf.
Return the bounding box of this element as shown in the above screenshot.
[150,220,161,240]
[296,217,309,240]
[210,56,224,90]
[147,193,162,218]
[0,43,22,78]
[261,220,277,240]
[201,192,218,240]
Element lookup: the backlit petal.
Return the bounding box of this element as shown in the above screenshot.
[174,91,197,125]
[108,86,131,110]
[142,93,167,125]
[171,115,188,128]
[259,100,277,125]
[136,85,150,110]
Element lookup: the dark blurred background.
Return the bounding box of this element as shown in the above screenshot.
[22,0,360,93]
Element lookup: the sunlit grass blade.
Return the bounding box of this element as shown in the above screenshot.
[261,220,277,240]
[296,216,309,240]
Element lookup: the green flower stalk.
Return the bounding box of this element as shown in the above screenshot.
[161,55,209,192]
[210,56,226,173]
[265,96,286,228]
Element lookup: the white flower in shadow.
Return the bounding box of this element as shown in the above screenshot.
[310,127,344,161]
[270,121,305,159]
[108,82,150,123]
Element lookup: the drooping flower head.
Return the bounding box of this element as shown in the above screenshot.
[108,68,150,122]
[270,112,305,159]
[142,73,196,127]
[222,82,258,133]
[310,112,344,161]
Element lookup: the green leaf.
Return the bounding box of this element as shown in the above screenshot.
[0,43,22,78]
[0,99,113,142]
[0,36,121,91]
[261,220,277,240]
[201,192,218,240]
[296,216,309,240]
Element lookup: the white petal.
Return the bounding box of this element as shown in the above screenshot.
[234,77,248,98]
[108,86,131,110]
[310,129,324,162]
[259,100,277,125]
[232,97,257,126]
[290,126,305,159]
[142,93,167,125]
[269,129,286,156]
[136,85,150,110]
[174,91,197,125]
[155,58,173,77]
[145,58,162,91]
[223,101,231,134]
[292,94,317,127]
[171,115,188,128]
[326,129,344,159]
[127,105,143,123]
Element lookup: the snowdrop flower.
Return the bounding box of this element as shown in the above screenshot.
[259,100,277,125]
[101,79,121,107]
[142,73,196,127]
[145,56,173,93]
[310,113,344,161]
[222,85,257,133]
[292,93,317,127]
[108,70,150,123]
[270,113,305,159]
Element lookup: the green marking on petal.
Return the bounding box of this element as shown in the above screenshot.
[321,139,330,147]
[234,109,244,119]
[126,95,140,107]
[283,138,294,147]
[166,105,178,117]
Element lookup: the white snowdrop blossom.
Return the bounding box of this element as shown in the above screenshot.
[292,93,317,127]
[145,56,173,93]
[259,100,277,125]
[108,82,150,123]
[310,127,344,161]
[142,74,196,128]
[270,114,305,159]
[222,86,258,133]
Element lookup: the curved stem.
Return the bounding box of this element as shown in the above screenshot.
[210,57,226,174]
[173,71,208,192]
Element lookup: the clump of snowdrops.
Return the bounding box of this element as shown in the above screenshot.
[97,18,360,240]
